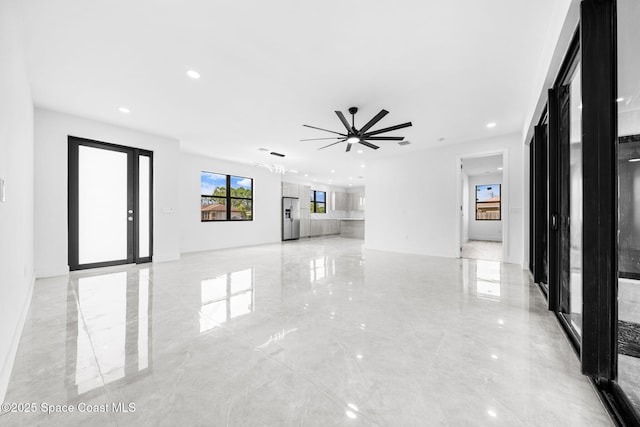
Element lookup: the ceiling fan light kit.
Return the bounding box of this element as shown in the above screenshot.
[302,107,412,152]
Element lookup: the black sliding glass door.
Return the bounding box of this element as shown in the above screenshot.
[616,0,640,418]
[547,39,583,343]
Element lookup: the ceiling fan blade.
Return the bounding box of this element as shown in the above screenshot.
[300,137,344,141]
[358,109,389,134]
[363,121,412,137]
[346,142,352,152]
[358,140,379,150]
[364,136,405,141]
[318,139,347,150]
[335,111,354,132]
[303,124,346,136]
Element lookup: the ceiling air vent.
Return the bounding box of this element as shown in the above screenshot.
[270,152,285,157]
[398,140,411,146]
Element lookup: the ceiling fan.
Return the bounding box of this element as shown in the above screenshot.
[301,107,412,152]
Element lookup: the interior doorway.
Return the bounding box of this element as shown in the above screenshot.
[68,136,153,271]
[459,153,504,262]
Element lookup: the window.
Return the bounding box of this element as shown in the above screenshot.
[310,190,326,213]
[475,184,501,220]
[201,172,253,221]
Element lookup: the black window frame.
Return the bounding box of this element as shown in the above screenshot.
[475,184,501,221]
[201,172,253,222]
[310,190,326,213]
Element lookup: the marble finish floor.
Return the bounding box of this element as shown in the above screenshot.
[1,237,611,426]
[461,240,503,262]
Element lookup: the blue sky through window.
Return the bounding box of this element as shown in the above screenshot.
[201,172,226,195]
[230,176,252,190]
[476,184,500,202]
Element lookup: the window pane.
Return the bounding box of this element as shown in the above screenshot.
[201,197,227,221]
[201,172,226,196]
[78,145,128,264]
[475,184,501,220]
[316,191,325,202]
[230,175,252,198]
[316,202,326,213]
[568,64,583,336]
[138,155,150,258]
[310,201,315,212]
[230,199,252,220]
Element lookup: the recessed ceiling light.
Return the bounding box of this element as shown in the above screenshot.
[617,97,624,102]
[348,177,353,180]
[486,122,497,128]
[304,174,309,177]
[331,169,335,173]
[118,106,130,114]
[360,164,366,168]
[349,183,353,186]
[497,167,503,170]
[357,150,363,154]
[187,70,200,79]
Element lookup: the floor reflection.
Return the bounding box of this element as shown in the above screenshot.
[462,259,503,301]
[66,268,152,398]
[200,268,254,333]
[309,256,335,283]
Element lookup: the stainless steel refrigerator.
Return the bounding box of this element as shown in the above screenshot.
[282,197,300,241]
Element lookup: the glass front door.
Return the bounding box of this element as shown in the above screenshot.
[68,137,153,270]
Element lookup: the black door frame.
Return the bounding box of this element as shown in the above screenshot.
[68,136,153,271]
[533,1,639,424]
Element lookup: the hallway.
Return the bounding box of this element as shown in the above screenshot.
[1,238,611,426]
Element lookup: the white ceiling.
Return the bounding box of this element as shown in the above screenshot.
[462,154,503,176]
[18,0,557,187]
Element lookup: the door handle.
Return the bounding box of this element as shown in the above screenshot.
[128,216,134,221]
[128,209,134,214]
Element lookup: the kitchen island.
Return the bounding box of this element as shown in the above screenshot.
[339,218,364,239]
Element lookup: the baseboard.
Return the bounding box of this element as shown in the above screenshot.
[152,252,181,263]
[0,272,35,403]
[35,265,69,278]
[467,237,502,242]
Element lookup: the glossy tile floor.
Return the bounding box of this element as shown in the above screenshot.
[461,240,503,262]
[2,237,612,426]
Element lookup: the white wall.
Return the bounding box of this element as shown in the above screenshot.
[468,173,503,241]
[365,132,524,265]
[180,152,281,253]
[461,172,469,243]
[0,0,35,402]
[34,109,181,277]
